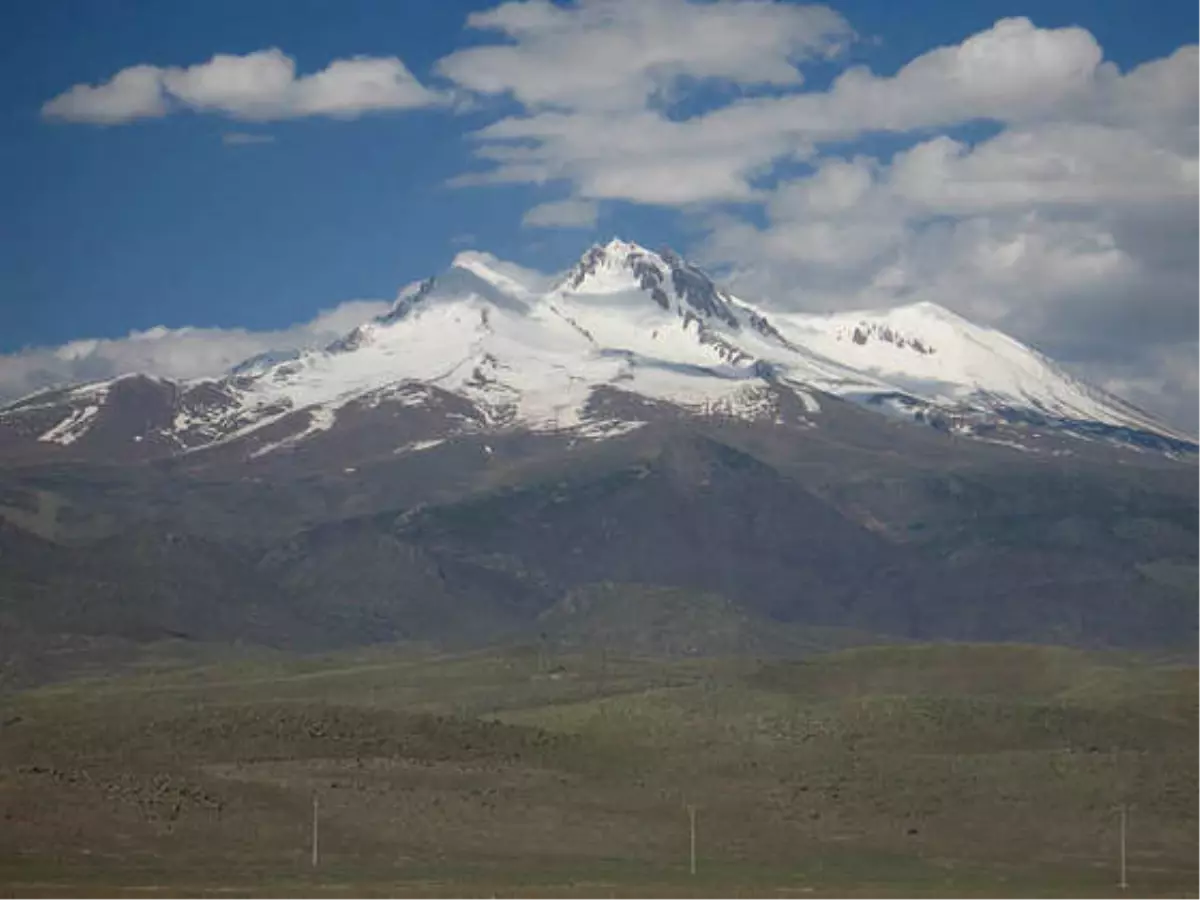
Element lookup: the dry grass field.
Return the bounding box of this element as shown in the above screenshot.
[0,641,1195,897]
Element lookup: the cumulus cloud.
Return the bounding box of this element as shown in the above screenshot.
[438,0,851,113]
[446,15,1125,206]
[451,108,794,204]
[41,64,169,124]
[0,300,390,404]
[43,49,444,124]
[803,16,1104,130]
[443,0,849,205]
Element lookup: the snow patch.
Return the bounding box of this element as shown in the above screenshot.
[976,436,1036,453]
[38,405,101,445]
[796,389,821,414]
[249,404,338,459]
[393,438,445,455]
[573,419,646,440]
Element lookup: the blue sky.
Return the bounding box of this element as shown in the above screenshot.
[1,0,1197,428]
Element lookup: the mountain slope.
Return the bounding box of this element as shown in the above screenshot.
[0,238,1192,469]
[0,412,1193,657]
[231,430,1193,651]
[776,301,1180,436]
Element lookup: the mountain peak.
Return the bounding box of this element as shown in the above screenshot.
[600,236,650,256]
[560,238,664,293]
[557,239,741,326]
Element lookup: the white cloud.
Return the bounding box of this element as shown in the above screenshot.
[437,0,861,207]
[452,107,805,204]
[440,12,1183,268]
[447,15,1126,207]
[1075,344,1199,438]
[43,49,444,124]
[438,0,851,113]
[522,198,598,228]
[0,299,390,403]
[1084,45,1199,150]
[41,64,168,124]
[799,16,1103,132]
[886,125,1196,213]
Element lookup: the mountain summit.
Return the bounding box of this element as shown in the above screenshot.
[0,239,1192,465]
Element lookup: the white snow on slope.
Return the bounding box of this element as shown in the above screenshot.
[213,246,807,441]
[394,438,446,455]
[38,403,102,445]
[773,301,1177,435]
[550,242,887,396]
[249,404,338,458]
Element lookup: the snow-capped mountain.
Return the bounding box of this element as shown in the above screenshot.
[0,238,1192,464]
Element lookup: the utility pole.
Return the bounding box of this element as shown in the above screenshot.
[1118,804,1128,890]
[311,793,320,869]
[689,804,698,876]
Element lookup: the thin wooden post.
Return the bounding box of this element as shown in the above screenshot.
[688,804,697,876]
[1118,804,1127,890]
[311,793,320,868]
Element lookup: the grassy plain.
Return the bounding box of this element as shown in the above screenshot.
[0,640,1195,897]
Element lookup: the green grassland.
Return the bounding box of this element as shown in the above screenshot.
[0,640,1195,897]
